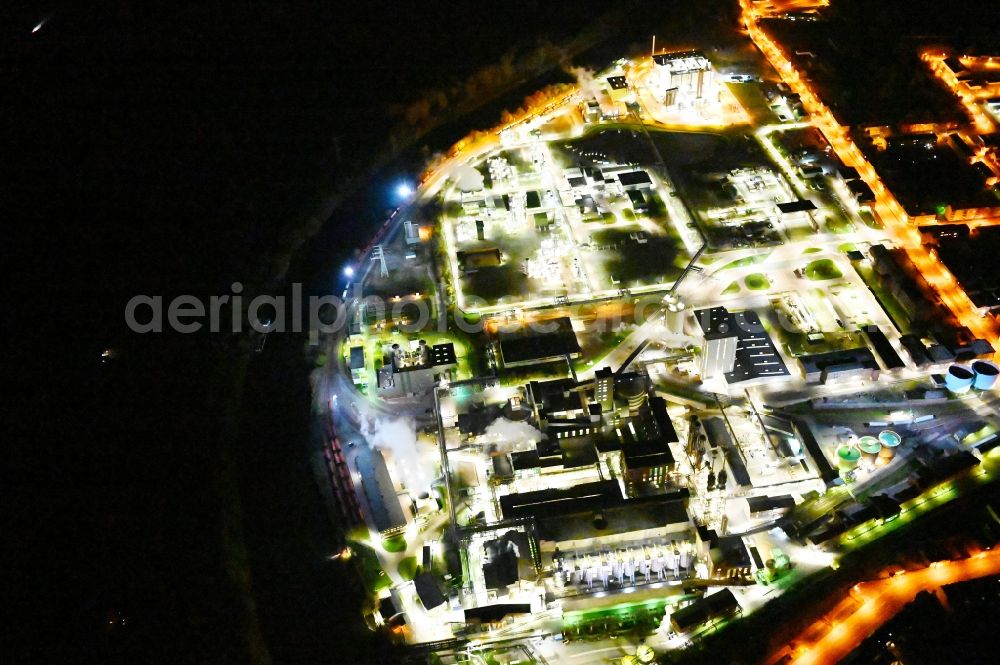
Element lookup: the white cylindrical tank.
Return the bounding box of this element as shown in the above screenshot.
[945,365,974,394]
[663,295,687,335]
[876,429,900,466]
[972,360,999,390]
[858,436,881,464]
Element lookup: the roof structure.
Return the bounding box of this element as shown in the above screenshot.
[703,417,752,488]
[536,498,689,544]
[745,494,796,514]
[695,306,789,383]
[349,346,365,370]
[670,588,740,632]
[430,342,457,367]
[776,199,817,214]
[617,170,653,188]
[355,448,406,533]
[862,326,905,369]
[413,572,446,610]
[498,317,582,367]
[607,75,628,90]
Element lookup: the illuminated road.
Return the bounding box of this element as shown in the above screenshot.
[738,0,999,353]
[922,51,997,134]
[768,549,1000,665]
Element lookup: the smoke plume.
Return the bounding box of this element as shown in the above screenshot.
[481,417,543,454]
[453,163,485,192]
[568,66,601,100]
[362,416,432,495]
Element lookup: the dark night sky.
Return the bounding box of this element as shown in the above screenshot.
[5,2,646,663]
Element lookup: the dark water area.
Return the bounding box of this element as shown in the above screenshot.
[6,1,734,663]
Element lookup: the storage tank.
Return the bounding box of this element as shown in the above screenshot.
[945,365,974,394]
[972,360,999,390]
[878,430,901,448]
[858,436,881,464]
[836,445,861,471]
[876,429,900,466]
[663,295,687,335]
[616,374,648,411]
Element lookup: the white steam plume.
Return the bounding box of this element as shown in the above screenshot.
[568,66,601,100]
[481,417,543,454]
[453,163,485,192]
[361,416,432,495]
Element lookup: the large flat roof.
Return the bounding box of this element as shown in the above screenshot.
[863,326,905,369]
[618,170,653,187]
[696,307,789,383]
[499,480,624,521]
[746,494,796,513]
[702,417,752,488]
[499,317,581,366]
[653,50,707,66]
[536,499,689,543]
[671,588,739,631]
[776,199,817,214]
[607,75,628,90]
[430,342,457,366]
[355,448,406,533]
[799,347,880,374]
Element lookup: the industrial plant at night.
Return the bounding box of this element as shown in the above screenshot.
[16,1,1000,664]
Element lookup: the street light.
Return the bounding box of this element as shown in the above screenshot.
[343,265,355,278]
[395,181,414,199]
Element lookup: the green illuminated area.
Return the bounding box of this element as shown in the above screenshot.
[802,258,842,281]
[563,594,696,640]
[840,447,1000,550]
[744,272,770,290]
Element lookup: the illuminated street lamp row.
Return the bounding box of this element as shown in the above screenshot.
[738,0,999,349]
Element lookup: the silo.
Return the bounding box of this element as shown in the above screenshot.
[616,374,648,411]
[836,445,861,472]
[663,294,687,335]
[944,365,974,394]
[878,430,901,448]
[858,436,881,464]
[972,360,999,390]
[876,429,900,466]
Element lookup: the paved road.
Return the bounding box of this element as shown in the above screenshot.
[770,549,1000,665]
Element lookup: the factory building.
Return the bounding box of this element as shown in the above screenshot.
[355,448,407,536]
[670,588,740,633]
[695,526,753,580]
[497,316,582,368]
[798,348,881,384]
[652,50,717,109]
[499,481,692,553]
[378,340,457,398]
[695,306,789,385]
[742,494,796,521]
[350,346,366,385]
[606,74,630,102]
